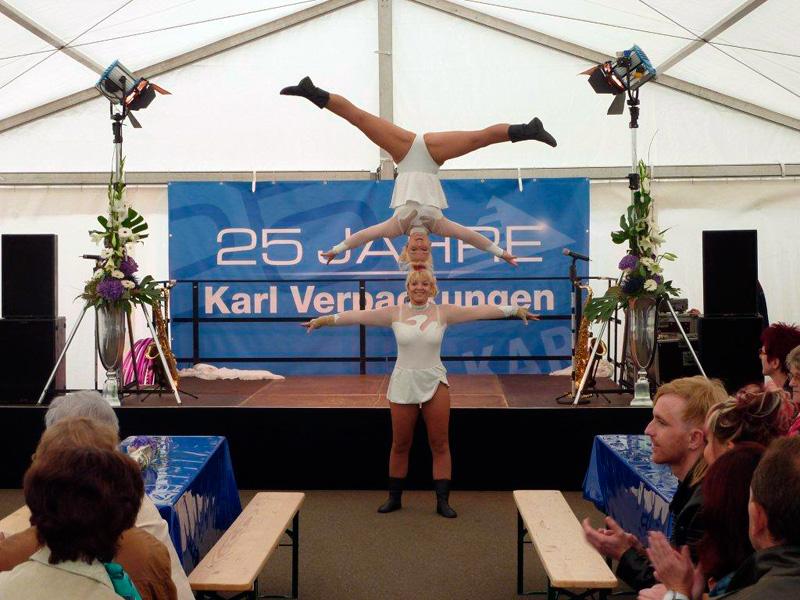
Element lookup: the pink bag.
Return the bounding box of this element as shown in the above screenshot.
[123,338,157,386]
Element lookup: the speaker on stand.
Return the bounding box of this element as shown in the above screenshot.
[0,234,65,404]
[699,230,763,393]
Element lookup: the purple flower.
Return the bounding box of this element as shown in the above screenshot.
[621,275,644,294]
[130,435,158,451]
[97,277,125,301]
[653,274,664,284]
[618,254,639,271]
[120,255,139,276]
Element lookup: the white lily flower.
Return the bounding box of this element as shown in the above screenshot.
[640,257,657,269]
[100,247,114,258]
[92,268,105,280]
[111,269,125,279]
[644,279,658,292]
[90,232,104,243]
[121,279,135,289]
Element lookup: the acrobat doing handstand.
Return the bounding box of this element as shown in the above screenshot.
[280,76,557,268]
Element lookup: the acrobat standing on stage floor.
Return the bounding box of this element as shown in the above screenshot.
[280,76,557,268]
[302,267,537,518]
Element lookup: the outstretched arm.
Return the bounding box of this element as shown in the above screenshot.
[441,304,537,326]
[303,305,398,331]
[322,218,404,264]
[430,217,517,266]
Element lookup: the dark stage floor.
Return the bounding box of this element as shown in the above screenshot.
[121,374,632,408]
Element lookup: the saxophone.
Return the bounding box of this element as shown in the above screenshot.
[573,285,607,389]
[146,284,179,387]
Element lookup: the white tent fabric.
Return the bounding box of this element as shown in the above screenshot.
[1,0,800,170]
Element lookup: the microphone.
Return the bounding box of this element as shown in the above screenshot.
[562,248,590,262]
[81,254,102,260]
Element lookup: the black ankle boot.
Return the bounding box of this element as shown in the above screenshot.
[434,479,457,518]
[377,477,405,513]
[508,117,557,147]
[280,76,330,109]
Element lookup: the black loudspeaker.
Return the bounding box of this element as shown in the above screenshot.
[699,315,763,393]
[653,338,701,385]
[1,234,58,318]
[0,318,65,404]
[702,230,758,316]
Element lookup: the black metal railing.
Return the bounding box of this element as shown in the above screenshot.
[167,275,622,376]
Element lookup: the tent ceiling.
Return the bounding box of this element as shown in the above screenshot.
[0,0,798,128]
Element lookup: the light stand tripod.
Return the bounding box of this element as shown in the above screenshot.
[36,102,181,406]
[573,85,706,406]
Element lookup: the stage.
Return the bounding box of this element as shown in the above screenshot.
[1,374,650,491]
[122,374,633,408]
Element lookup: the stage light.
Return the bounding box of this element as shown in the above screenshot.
[582,45,656,115]
[95,60,169,127]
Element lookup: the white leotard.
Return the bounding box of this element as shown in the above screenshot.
[388,302,448,405]
[390,134,448,210]
[330,302,520,405]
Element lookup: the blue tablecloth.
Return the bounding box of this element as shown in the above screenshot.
[121,435,242,573]
[583,434,679,544]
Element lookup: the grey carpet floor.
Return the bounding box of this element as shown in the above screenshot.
[1,488,614,600]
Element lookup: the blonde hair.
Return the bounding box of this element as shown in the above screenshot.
[405,267,438,298]
[34,416,119,462]
[654,376,728,485]
[398,237,433,272]
[706,385,790,447]
[787,345,800,372]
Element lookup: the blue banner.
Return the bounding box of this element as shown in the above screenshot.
[168,178,589,375]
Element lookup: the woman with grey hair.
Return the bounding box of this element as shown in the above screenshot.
[39,391,194,600]
[45,391,119,431]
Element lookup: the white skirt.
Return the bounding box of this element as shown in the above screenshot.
[387,365,449,405]
[390,172,448,210]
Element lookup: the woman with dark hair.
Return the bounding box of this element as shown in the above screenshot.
[0,417,178,600]
[703,384,790,465]
[696,442,765,594]
[0,446,144,599]
[759,322,800,393]
[637,445,765,599]
[281,76,556,268]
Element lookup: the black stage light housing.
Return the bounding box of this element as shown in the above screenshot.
[582,45,656,115]
[96,60,170,127]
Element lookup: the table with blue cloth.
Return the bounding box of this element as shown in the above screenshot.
[120,435,242,573]
[583,434,679,544]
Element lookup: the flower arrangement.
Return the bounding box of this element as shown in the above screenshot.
[81,161,160,312]
[585,160,680,322]
[126,435,161,470]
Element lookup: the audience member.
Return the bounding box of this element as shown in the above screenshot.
[786,345,800,418]
[703,385,790,464]
[42,391,193,600]
[0,418,177,600]
[639,443,765,599]
[0,446,143,599]
[583,376,728,591]
[641,435,800,599]
[759,323,800,393]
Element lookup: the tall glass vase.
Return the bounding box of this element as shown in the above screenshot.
[626,296,659,407]
[96,304,126,407]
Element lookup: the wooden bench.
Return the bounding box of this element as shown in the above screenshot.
[0,506,31,537]
[189,492,304,600]
[514,490,617,599]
